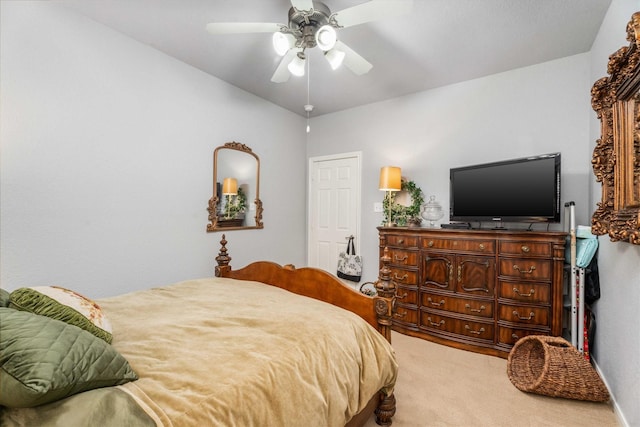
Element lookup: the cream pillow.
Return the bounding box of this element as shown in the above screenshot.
[9,286,113,343]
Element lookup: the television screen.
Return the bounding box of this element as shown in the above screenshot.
[450,153,561,224]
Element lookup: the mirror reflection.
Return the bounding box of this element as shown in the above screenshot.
[207,142,263,231]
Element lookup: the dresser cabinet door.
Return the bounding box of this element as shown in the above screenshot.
[423,252,455,291]
[456,256,495,295]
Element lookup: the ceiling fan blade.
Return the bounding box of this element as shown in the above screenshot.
[290,0,314,11]
[335,41,372,75]
[206,22,284,34]
[333,0,414,28]
[271,49,299,83]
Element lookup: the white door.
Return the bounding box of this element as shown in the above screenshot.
[308,152,361,277]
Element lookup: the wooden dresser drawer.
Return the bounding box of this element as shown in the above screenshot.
[389,268,418,285]
[421,238,495,254]
[394,305,418,326]
[395,286,418,305]
[388,249,418,267]
[498,280,550,304]
[498,303,550,327]
[499,241,552,257]
[498,258,551,281]
[497,325,549,347]
[385,234,419,249]
[421,292,494,319]
[420,312,494,343]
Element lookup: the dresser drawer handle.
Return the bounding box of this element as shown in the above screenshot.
[394,255,408,263]
[427,317,445,327]
[513,287,535,297]
[427,240,434,247]
[513,265,536,275]
[393,273,409,282]
[465,325,485,335]
[428,297,445,307]
[465,303,486,313]
[398,239,404,244]
[478,243,485,251]
[512,310,535,321]
[511,333,519,340]
[521,245,530,253]
[394,309,408,319]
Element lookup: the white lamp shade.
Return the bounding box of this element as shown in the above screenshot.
[287,55,306,77]
[272,32,294,56]
[315,25,337,51]
[222,177,238,195]
[379,166,401,191]
[324,48,345,70]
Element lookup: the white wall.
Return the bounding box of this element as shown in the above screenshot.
[0,2,308,298]
[589,1,640,426]
[308,53,592,284]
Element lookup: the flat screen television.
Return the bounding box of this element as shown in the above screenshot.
[449,153,561,225]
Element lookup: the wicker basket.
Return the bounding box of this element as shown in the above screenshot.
[507,335,610,402]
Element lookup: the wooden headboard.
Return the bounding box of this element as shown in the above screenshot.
[213,235,399,343]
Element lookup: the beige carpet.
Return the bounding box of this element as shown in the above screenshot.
[364,332,618,427]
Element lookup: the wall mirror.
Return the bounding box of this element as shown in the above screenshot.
[207,142,263,231]
[591,12,640,245]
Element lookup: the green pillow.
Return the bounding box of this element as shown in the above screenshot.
[0,288,9,307]
[0,307,137,408]
[9,286,113,343]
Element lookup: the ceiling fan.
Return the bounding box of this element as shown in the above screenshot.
[206,0,413,83]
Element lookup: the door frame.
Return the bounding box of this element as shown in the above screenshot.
[307,151,362,265]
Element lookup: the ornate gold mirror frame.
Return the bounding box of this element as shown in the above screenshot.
[207,142,263,232]
[591,12,640,244]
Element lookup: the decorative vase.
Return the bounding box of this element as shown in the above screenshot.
[421,195,444,227]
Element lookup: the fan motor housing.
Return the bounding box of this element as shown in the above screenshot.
[288,1,332,48]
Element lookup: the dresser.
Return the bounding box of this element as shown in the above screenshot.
[378,227,566,358]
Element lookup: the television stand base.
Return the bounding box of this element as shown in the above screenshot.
[441,223,471,229]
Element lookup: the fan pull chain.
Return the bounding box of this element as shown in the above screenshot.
[305,54,313,133]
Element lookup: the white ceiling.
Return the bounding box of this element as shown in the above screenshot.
[56,0,612,117]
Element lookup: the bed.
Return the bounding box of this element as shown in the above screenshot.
[0,236,399,426]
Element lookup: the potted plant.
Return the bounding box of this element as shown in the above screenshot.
[381,179,424,226]
[223,187,247,220]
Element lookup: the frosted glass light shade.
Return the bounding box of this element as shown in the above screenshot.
[272,32,294,56]
[379,166,401,191]
[287,55,306,76]
[325,48,345,70]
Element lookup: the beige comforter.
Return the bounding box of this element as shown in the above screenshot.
[98,277,397,426]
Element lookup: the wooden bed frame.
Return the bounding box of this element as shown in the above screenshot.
[214,235,398,427]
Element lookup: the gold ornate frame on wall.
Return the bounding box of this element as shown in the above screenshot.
[207,142,263,232]
[591,12,640,245]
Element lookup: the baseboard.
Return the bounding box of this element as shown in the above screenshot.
[592,357,629,427]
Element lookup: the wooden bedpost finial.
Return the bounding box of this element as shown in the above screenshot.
[374,247,399,343]
[375,247,396,298]
[215,234,232,277]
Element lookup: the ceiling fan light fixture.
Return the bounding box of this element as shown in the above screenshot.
[324,48,345,70]
[315,25,337,51]
[272,32,294,56]
[287,52,306,77]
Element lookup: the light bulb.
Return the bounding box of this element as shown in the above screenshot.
[315,25,337,51]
